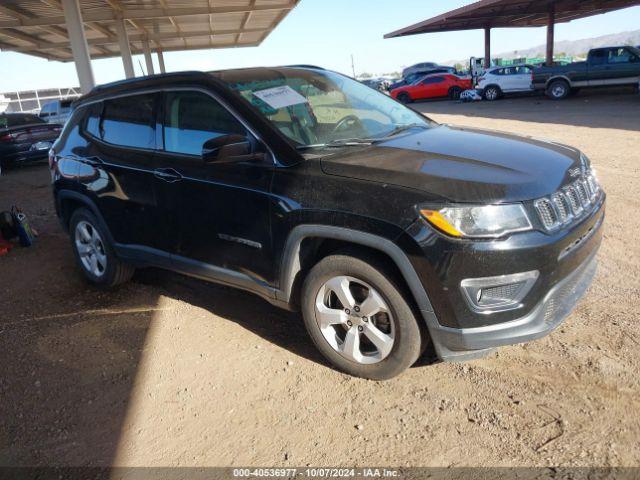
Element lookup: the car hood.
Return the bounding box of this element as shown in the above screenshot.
[320,125,583,203]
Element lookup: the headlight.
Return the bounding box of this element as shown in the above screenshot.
[420,204,532,239]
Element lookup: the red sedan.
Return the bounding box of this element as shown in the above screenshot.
[391,74,473,103]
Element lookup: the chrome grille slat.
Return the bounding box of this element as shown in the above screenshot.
[535,171,601,232]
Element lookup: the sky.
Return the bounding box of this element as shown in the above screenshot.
[1,0,640,92]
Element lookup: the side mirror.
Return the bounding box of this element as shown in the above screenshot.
[202,134,264,164]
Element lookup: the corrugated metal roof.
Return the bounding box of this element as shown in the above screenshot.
[385,0,640,38]
[0,0,299,61]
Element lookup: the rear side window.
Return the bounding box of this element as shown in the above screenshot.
[101,93,157,149]
[163,91,245,156]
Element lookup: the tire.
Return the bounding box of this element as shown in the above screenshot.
[449,87,463,100]
[397,92,412,104]
[69,208,135,288]
[483,85,501,101]
[546,79,570,100]
[301,252,423,380]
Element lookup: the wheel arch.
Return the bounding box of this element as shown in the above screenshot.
[276,225,436,321]
[483,83,502,93]
[56,190,115,245]
[545,75,572,88]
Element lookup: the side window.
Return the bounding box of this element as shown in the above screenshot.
[608,48,631,64]
[101,93,157,149]
[163,91,246,156]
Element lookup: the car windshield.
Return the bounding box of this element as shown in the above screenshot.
[0,114,44,128]
[216,68,434,150]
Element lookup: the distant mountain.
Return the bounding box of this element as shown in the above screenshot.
[496,29,640,60]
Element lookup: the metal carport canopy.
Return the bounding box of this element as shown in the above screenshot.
[384,0,640,67]
[0,0,300,93]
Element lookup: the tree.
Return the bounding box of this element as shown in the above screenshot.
[359,72,373,79]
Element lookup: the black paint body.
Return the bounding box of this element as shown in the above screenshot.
[50,69,605,360]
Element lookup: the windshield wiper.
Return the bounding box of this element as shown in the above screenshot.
[374,124,430,142]
[297,138,373,151]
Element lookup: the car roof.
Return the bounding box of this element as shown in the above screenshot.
[76,66,328,106]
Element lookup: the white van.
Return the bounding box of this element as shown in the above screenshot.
[39,99,73,125]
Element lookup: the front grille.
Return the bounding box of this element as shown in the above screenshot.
[535,172,601,232]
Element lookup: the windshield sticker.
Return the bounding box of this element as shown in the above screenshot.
[252,85,308,110]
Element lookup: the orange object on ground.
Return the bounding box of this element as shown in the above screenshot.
[0,238,13,256]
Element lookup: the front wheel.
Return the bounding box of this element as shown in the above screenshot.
[483,86,501,101]
[301,253,423,380]
[396,92,412,104]
[69,208,135,288]
[449,86,463,100]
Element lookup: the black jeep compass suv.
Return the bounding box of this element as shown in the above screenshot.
[50,67,605,380]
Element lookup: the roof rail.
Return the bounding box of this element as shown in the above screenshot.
[282,64,325,70]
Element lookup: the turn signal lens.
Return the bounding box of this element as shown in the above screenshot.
[420,209,463,237]
[420,204,532,239]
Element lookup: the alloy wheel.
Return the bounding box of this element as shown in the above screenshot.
[485,88,498,101]
[552,85,567,99]
[314,275,395,364]
[75,220,107,277]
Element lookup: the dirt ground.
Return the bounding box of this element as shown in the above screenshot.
[1,90,639,469]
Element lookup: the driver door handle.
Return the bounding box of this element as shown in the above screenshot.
[154,168,183,183]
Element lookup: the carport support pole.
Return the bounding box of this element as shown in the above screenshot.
[484,27,491,68]
[115,17,135,79]
[143,41,155,76]
[157,50,166,74]
[546,6,555,66]
[61,0,95,94]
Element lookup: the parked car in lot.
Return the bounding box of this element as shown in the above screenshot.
[391,73,472,102]
[51,67,605,379]
[0,113,61,174]
[402,61,439,78]
[477,65,535,100]
[361,78,387,92]
[39,99,74,125]
[388,67,457,91]
[533,46,640,99]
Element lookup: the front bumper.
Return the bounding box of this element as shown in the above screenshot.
[403,194,605,361]
[426,249,598,361]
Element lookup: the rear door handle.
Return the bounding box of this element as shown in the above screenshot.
[154,168,183,183]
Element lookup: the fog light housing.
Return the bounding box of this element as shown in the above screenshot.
[460,271,539,314]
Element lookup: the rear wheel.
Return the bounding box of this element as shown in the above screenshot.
[69,208,135,288]
[449,86,463,100]
[483,85,501,101]
[397,92,412,104]
[301,253,423,380]
[547,80,570,100]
